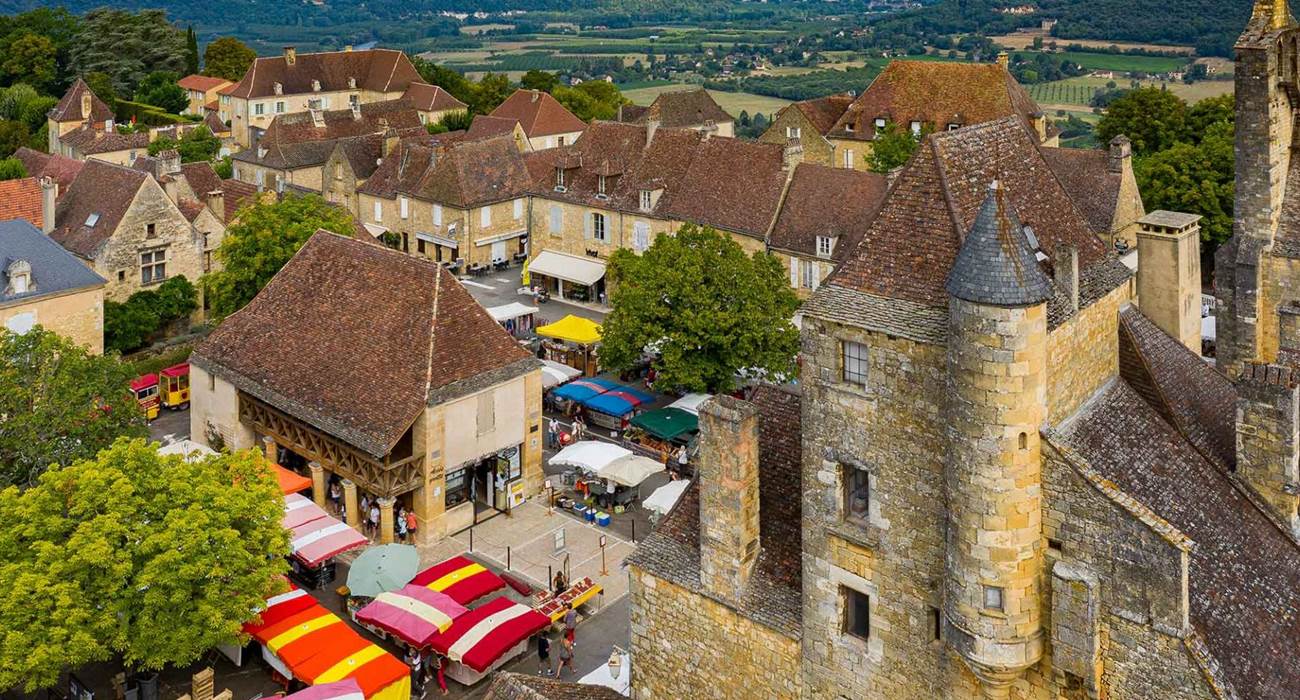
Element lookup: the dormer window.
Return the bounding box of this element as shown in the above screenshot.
[85,213,100,227]
[816,235,835,259]
[640,190,652,211]
[910,121,922,136]
[874,117,886,132]
[273,82,283,95]
[597,175,607,196]
[6,259,31,295]
[947,123,962,131]
[555,167,566,190]
[348,77,357,89]
[845,122,855,133]
[312,79,321,92]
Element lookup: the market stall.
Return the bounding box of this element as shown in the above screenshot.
[533,576,602,622]
[541,359,583,389]
[275,465,313,495]
[629,407,698,444]
[549,441,632,473]
[644,479,691,517]
[579,385,655,431]
[286,505,368,589]
[487,302,539,338]
[410,555,507,606]
[283,679,365,700]
[551,377,620,405]
[536,315,602,376]
[596,454,665,488]
[354,584,468,648]
[427,596,551,685]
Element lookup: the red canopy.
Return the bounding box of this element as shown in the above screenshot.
[410,556,506,606]
[283,493,330,529]
[276,465,313,495]
[426,596,550,673]
[290,517,367,567]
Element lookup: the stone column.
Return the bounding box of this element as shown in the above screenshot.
[378,497,396,544]
[342,479,360,529]
[262,435,277,464]
[309,461,326,508]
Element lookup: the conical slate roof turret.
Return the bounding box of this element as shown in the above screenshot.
[945,180,1053,306]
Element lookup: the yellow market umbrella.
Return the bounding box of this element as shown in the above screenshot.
[536,314,602,345]
[521,257,531,287]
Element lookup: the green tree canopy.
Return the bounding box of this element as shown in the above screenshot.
[185,26,200,76]
[0,120,29,159]
[202,36,256,82]
[601,224,800,393]
[520,69,558,92]
[0,327,148,487]
[148,125,219,163]
[134,71,188,114]
[867,121,924,173]
[70,9,187,95]
[0,157,26,180]
[552,80,626,122]
[0,33,57,94]
[0,438,290,689]
[1135,120,1234,248]
[410,55,475,108]
[207,194,355,319]
[471,72,512,114]
[1096,87,1188,156]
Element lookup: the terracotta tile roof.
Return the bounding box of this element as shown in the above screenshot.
[361,133,532,208]
[624,88,733,128]
[202,111,228,135]
[490,89,587,138]
[401,82,467,113]
[0,220,105,305]
[829,60,1043,142]
[616,103,648,123]
[820,117,1123,312]
[789,93,854,135]
[465,114,522,141]
[48,78,113,124]
[192,230,535,456]
[1040,146,1126,236]
[0,177,44,229]
[231,138,339,171]
[1117,305,1237,471]
[50,159,150,258]
[220,178,258,222]
[769,163,887,259]
[60,126,149,155]
[181,162,223,198]
[260,99,422,147]
[484,673,625,700]
[14,148,84,194]
[1055,380,1300,700]
[627,384,804,638]
[178,74,231,92]
[225,48,421,100]
[176,198,206,222]
[656,135,788,238]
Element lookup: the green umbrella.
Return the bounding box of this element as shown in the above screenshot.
[346,544,420,598]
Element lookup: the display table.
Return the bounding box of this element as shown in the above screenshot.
[534,577,602,622]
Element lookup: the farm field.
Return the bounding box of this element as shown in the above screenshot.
[993,33,1193,54]
[1029,76,1232,107]
[1013,50,1187,73]
[622,85,791,118]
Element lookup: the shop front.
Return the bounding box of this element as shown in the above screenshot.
[526,249,607,305]
[443,444,527,533]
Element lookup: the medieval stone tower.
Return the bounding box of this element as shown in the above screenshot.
[943,182,1050,699]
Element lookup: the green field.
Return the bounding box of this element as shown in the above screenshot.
[1014,50,1187,74]
[1029,75,1232,107]
[622,85,790,119]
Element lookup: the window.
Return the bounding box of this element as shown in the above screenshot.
[591,212,607,242]
[275,101,285,114]
[842,340,868,386]
[597,175,607,196]
[417,239,427,255]
[373,201,382,222]
[202,233,210,250]
[947,123,962,131]
[335,162,343,180]
[786,126,801,138]
[350,94,359,107]
[1018,432,1028,449]
[308,98,322,110]
[254,102,265,116]
[874,117,886,131]
[842,463,870,523]
[800,259,818,290]
[208,373,215,391]
[910,121,922,136]
[146,223,156,239]
[983,585,1004,612]
[255,170,265,187]
[549,205,562,234]
[513,199,524,220]
[476,391,495,436]
[842,149,854,168]
[433,204,443,226]
[844,123,855,133]
[640,190,652,211]
[558,136,567,146]
[842,587,870,641]
[929,607,943,641]
[85,213,100,227]
[633,221,650,252]
[480,206,491,228]
[445,468,470,507]
[118,270,125,282]
[555,167,565,189]
[816,235,834,258]
[399,196,409,219]
[140,249,166,284]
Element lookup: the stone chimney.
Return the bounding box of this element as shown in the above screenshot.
[531,91,540,103]
[1055,243,1079,312]
[344,44,353,52]
[996,51,1010,69]
[383,131,399,158]
[1236,362,1300,536]
[783,137,803,174]
[646,118,660,146]
[697,395,762,606]
[40,177,56,235]
[1136,211,1203,353]
[1030,111,1048,142]
[1279,301,1300,361]
[283,46,297,65]
[156,149,181,178]
[205,189,225,220]
[1108,135,1132,174]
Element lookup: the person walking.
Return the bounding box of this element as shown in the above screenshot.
[555,637,575,677]
[328,480,342,515]
[536,632,552,675]
[675,445,689,474]
[430,653,448,696]
[563,603,578,646]
[405,646,424,698]
[547,418,559,449]
[368,501,380,541]
[359,494,371,536]
[397,507,409,543]
[406,509,418,543]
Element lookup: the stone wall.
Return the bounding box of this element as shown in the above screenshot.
[825,137,873,171]
[770,250,834,298]
[323,148,364,218]
[189,367,255,453]
[94,177,205,302]
[1046,283,1130,425]
[628,568,801,700]
[1235,362,1300,532]
[759,111,834,166]
[0,286,104,354]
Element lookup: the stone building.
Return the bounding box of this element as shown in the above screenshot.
[46,78,149,166]
[0,219,105,353]
[178,74,234,116]
[1041,136,1146,249]
[758,93,854,166]
[189,231,544,544]
[615,88,736,138]
[626,104,1300,699]
[489,89,587,151]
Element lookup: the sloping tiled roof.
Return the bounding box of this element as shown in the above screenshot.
[817,117,1125,317]
[1055,380,1300,700]
[178,74,231,92]
[60,126,149,155]
[361,133,532,208]
[656,136,788,239]
[50,159,149,258]
[0,219,105,305]
[176,198,207,222]
[637,88,733,128]
[181,162,223,198]
[0,178,44,229]
[202,111,228,135]
[829,60,1042,142]
[49,78,113,123]
[769,163,887,259]
[191,231,535,457]
[14,148,84,194]
[627,384,804,639]
[946,181,1055,306]
[220,178,258,222]
[402,82,467,113]
[490,90,587,138]
[465,114,522,141]
[790,93,854,135]
[1040,146,1125,236]
[484,673,625,700]
[225,48,421,100]
[260,99,422,146]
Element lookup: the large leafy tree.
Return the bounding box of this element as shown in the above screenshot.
[148,124,220,163]
[207,194,355,318]
[0,327,147,487]
[1135,120,1235,248]
[202,36,256,82]
[70,9,187,95]
[520,69,558,93]
[867,121,925,173]
[0,34,57,94]
[602,224,800,393]
[134,71,188,114]
[1097,87,1188,156]
[0,438,290,690]
[471,72,512,114]
[553,81,626,122]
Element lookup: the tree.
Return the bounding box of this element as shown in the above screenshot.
[409,55,475,107]
[0,120,29,158]
[1188,93,1233,136]
[0,327,148,488]
[1096,87,1188,156]
[83,71,119,113]
[202,37,256,82]
[601,224,800,393]
[70,9,187,95]
[207,194,355,318]
[867,121,923,173]
[1,33,57,94]
[553,81,626,122]
[0,157,27,180]
[520,69,558,92]
[105,276,198,353]
[134,71,188,114]
[148,125,219,163]
[471,73,512,114]
[0,438,289,689]
[1135,119,1234,249]
[185,26,200,76]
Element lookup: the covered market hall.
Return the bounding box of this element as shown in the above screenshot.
[189,231,545,546]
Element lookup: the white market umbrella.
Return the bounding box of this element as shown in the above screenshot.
[541,359,583,389]
[644,479,690,516]
[667,393,713,416]
[549,441,632,473]
[157,439,217,463]
[596,454,666,487]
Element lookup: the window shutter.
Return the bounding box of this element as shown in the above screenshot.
[811,263,822,291]
[400,197,409,219]
[433,204,442,226]
[790,257,798,287]
[373,201,382,222]
[480,206,491,228]
[584,212,593,239]
[513,199,523,220]
[550,206,562,233]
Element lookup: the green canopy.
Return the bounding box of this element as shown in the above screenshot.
[630,407,699,442]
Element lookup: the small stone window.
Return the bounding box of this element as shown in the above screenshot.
[983,585,1004,612]
[146,223,157,239]
[929,606,943,641]
[1018,432,1028,449]
[842,340,868,387]
[842,586,870,641]
[140,249,166,285]
[841,463,870,525]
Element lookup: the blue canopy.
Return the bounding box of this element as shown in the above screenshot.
[579,385,656,418]
[551,377,621,402]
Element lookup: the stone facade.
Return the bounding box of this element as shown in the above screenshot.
[759,109,834,166]
[1235,362,1300,534]
[1136,212,1202,353]
[231,159,323,193]
[91,177,206,303]
[0,286,104,354]
[358,191,532,267]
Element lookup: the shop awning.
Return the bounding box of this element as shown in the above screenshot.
[283,679,365,700]
[474,228,528,246]
[410,556,507,606]
[362,223,388,239]
[537,314,602,345]
[667,393,713,416]
[528,250,606,287]
[290,517,368,567]
[645,479,690,516]
[487,302,538,323]
[283,493,330,529]
[415,231,458,248]
[427,596,551,673]
[629,407,699,441]
[595,454,665,487]
[541,359,582,389]
[355,584,468,648]
[276,464,313,495]
[549,440,632,472]
[551,377,619,402]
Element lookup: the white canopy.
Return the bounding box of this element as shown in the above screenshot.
[157,439,217,462]
[644,479,690,516]
[487,302,539,323]
[549,441,631,472]
[596,454,665,487]
[667,393,713,416]
[529,250,607,287]
[362,222,389,239]
[541,359,583,389]
[578,652,631,696]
